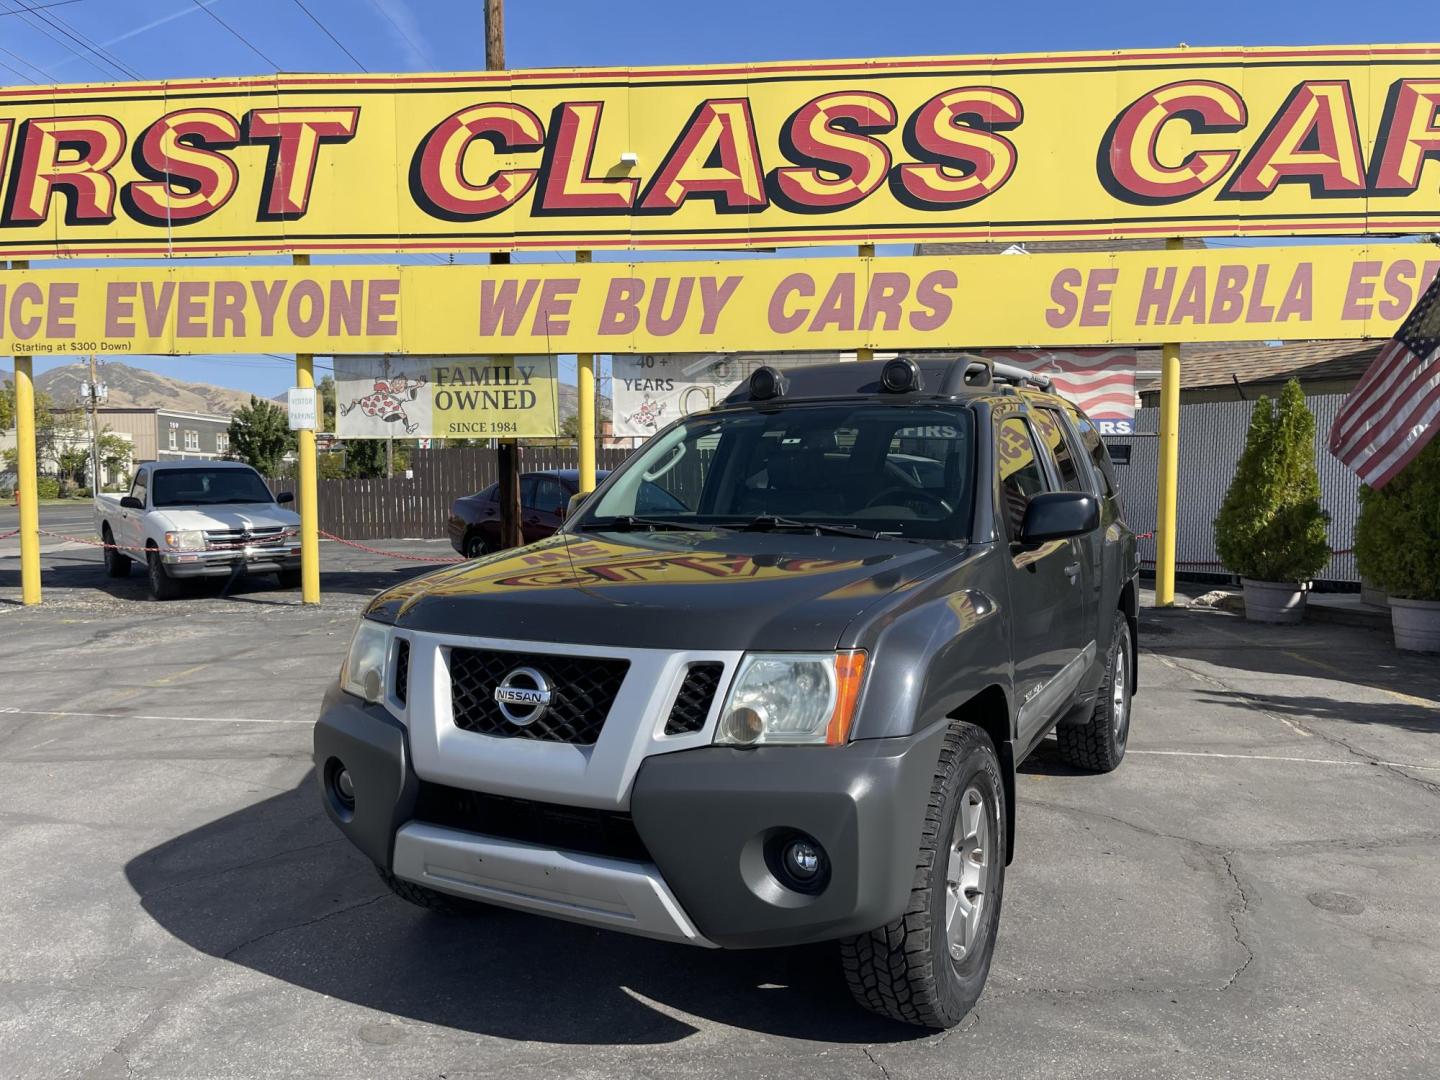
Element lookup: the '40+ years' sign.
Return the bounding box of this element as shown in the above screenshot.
[0,44,1437,258]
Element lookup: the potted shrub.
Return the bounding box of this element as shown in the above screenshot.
[1354,438,1440,652]
[1214,379,1330,623]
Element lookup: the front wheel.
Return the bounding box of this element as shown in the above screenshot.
[145,548,182,600]
[463,531,492,559]
[276,568,302,589]
[1055,610,1132,772]
[841,721,1006,1029]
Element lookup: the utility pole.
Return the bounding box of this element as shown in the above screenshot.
[487,0,523,548]
[86,354,102,496]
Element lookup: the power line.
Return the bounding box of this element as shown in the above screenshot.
[0,0,116,78]
[4,0,140,79]
[367,0,427,66]
[0,0,89,17]
[41,2,146,78]
[290,0,367,71]
[190,0,279,71]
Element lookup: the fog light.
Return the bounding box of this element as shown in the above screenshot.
[326,758,355,816]
[784,840,821,880]
[335,769,355,805]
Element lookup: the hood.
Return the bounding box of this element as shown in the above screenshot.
[152,503,300,531]
[366,530,967,651]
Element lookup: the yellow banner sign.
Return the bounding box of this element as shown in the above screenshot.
[0,45,1438,258]
[1,245,1434,354]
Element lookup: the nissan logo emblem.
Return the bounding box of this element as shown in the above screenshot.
[493,667,553,727]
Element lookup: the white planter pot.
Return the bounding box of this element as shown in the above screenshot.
[1241,578,1308,624]
[1389,598,1440,653]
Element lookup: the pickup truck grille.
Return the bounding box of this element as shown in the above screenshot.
[202,526,288,550]
[413,781,650,862]
[449,648,629,745]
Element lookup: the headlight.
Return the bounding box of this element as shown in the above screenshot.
[714,651,866,747]
[163,529,206,551]
[341,620,390,703]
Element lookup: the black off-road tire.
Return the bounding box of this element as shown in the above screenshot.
[840,722,1007,1029]
[102,527,131,578]
[145,546,183,600]
[1055,610,1133,773]
[463,531,492,559]
[276,568,302,589]
[376,866,486,914]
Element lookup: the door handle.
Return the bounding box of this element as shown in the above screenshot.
[1063,561,1081,582]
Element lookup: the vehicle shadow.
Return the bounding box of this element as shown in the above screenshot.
[0,552,431,604]
[123,772,921,1045]
[1141,607,1440,732]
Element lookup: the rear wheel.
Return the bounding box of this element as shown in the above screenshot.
[102,527,131,578]
[463,531,492,559]
[841,721,1006,1029]
[145,546,182,600]
[1055,610,1132,772]
[376,866,486,914]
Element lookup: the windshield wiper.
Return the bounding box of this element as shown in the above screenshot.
[735,515,883,540]
[575,515,721,533]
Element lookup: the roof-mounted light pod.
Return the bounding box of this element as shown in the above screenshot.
[880,357,923,394]
[749,366,787,400]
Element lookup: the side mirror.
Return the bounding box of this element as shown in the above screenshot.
[276,491,295,504]
[120,495,144,510]
[1019,492,1098,545]
[564,491,589,521]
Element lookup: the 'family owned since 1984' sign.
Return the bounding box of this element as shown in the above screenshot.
[334,355,558,440]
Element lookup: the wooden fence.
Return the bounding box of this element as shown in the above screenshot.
[272,446,637,540]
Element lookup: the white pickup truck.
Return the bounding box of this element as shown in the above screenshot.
[95,460,302,599]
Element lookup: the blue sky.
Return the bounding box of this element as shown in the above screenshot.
[0,0,1429,397]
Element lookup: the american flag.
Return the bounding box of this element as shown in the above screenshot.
[981,349,1138,434]
[1329,275,1440,489]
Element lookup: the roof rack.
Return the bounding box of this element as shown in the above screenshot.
[990,361,1052,390]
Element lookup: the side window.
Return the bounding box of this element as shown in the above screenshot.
[996,417,1051,539]
[519,475,539,509]
[1034,408,1087,492]
[534,477,567,515]
[1069,409,1119,500]
[130,473,147,505]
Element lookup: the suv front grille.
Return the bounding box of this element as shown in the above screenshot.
[664,662,725,735]
[393,639,410,705]
[413,781,650,862]
[449,648,629,745]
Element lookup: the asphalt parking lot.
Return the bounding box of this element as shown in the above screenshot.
[2,514,1439,1079]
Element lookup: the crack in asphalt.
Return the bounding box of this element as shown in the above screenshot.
[220,893,387,961]
[861,1045,895,1080]
[1218,853,1257,990]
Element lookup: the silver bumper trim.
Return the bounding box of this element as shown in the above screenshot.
[392,822,717,948]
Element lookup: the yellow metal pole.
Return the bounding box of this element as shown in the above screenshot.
[575,250,596,492]
[11,258,41,605]
[1153,238,1183,608]
[856,243,875,363]
[292,254,320,604]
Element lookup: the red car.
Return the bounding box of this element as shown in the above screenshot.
[447,470,608,558]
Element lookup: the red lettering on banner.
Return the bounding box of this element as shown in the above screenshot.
[1369,80,1440,194]
[770,91,897,211]
[893,88,1022,209]
[1224,82,1367,197]
[412,103,545,221]
[4,116,126,224]
[768,273,814,334]
[1099,81,1246,204]
[243,108,359,219]
[1046,269,1083,329]
[124,109,242,225]
[598,278,644,335]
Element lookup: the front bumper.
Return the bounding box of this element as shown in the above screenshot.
[162,546,301,578]
[314,686,945,949]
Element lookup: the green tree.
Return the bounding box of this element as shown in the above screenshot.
[317,375,338,432]
[1355,439,1440,601]
[1214,378,1330,583]
[559,413,581,440]
[228,396,295,477]
[343,439,387,478]
[97,430,132,490]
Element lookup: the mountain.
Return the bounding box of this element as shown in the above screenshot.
[36,362,261,416]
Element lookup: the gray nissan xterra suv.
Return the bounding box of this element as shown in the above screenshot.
[315,356,1139,1029]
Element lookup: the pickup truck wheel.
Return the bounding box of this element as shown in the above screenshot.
[1055,611,1132,773]
[102,527,131,578]
[376,866,486,915]
[145,548,182,600]
[276,568,302,589]
[840,722,1006,1029]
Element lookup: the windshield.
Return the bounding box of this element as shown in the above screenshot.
[151,468,275,508]
[580,404,975,541]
